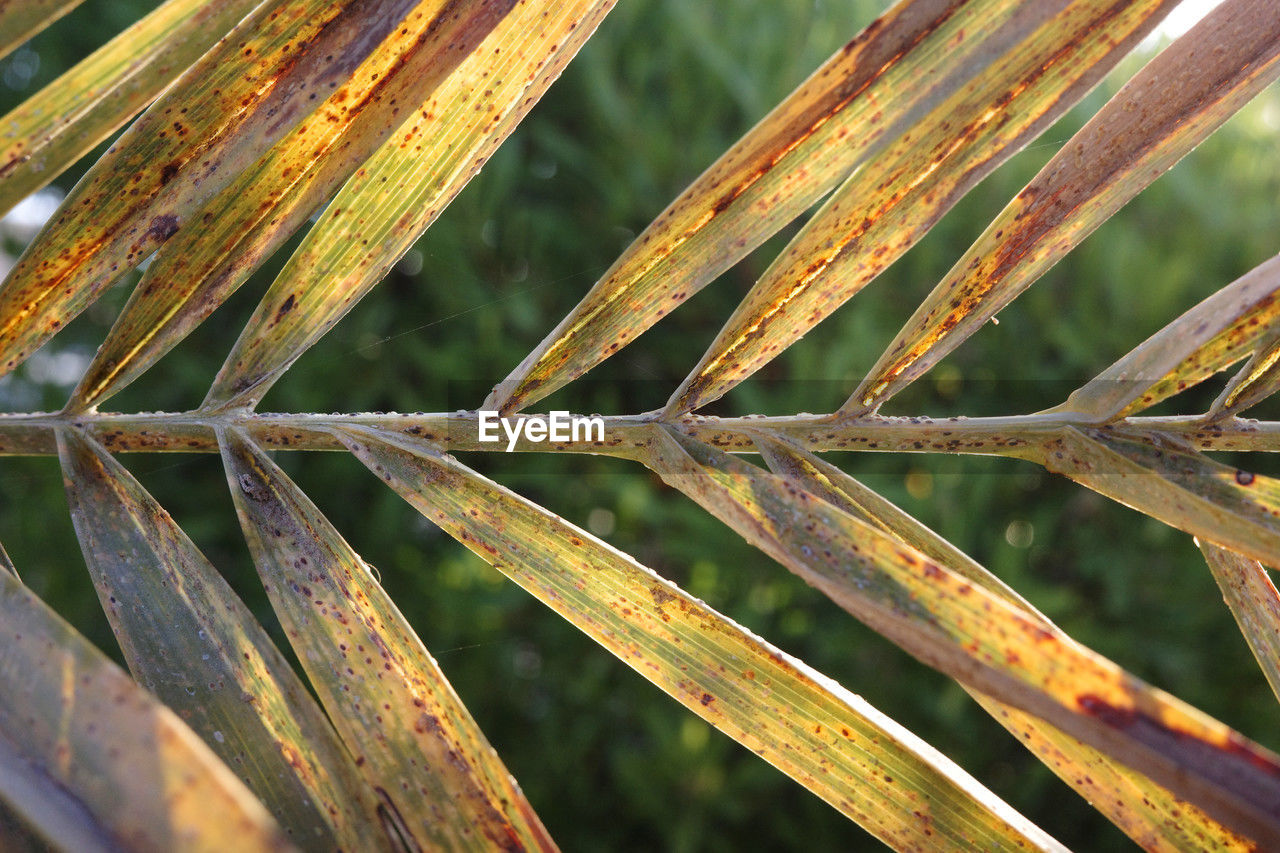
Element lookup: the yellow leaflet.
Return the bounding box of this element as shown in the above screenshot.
[70,0,522,412]
[0,0,85,62]
[1209,324,1280,421]
[758,435,1253,852]
[1043,427,1280,568]
[203,0,615,411]
[1059,254,1280,421]
[336,424,1064,852]
[666,0,1176,416]
[851,0,1280,414]
[646,425,1280,846]
[1198,542,1280,705]
[221,428,556,851]
[0,0,260,217]
[0,0,426,378]
[0,571,295,851]
[488,0,1070,415]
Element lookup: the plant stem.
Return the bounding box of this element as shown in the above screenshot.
[0,410,1276,456]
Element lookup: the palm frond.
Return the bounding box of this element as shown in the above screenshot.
[1,0,1279,848]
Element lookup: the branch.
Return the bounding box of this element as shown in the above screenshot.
[0,410,1277,456]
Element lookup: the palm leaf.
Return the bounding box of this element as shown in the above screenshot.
[756,436,1253,851]
[203,0,616,412]
[2,0,1280,849]
[485,0,1178,416]
[642,424,1280,845]
[336,424,1064,851]
[70,0,593,412]
[663,0,1177,416]
[0,0,487,376]
[57,427,377,849]
[0,0,260,218]
[852,0,1280,412]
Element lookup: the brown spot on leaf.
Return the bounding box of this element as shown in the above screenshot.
[145,214,180,242]
[275,293,296,323]
[650,586,678,609]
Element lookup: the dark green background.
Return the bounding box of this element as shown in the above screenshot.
[2,1,1279,849]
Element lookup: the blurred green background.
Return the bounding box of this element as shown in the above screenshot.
[2,1,1279,849]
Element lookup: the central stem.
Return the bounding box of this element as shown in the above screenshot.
[0,410,1274,457]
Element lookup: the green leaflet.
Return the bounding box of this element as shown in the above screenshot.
[57,428,379,850]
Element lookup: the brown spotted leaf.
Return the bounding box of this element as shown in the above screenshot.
[665,0,1177,416]
[72,0,611,414]
[1057,253,1280,421]
[644,424,1280,846]
[757,434,1255,852]
[486,0,1144,415]
[0,0,426,378]
[68,0,523,413]
[0,0,261,218]
[0,0,85,62]
[1041,427,1280,569]
[850,0,1280,414]
[57,428,381,851]
[220,428,556,851]
[199,0,615,412]
[1208,322,1280,422]
[0,569,296,851]
[334,424,1065,852]
[1198,542,1280,706]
